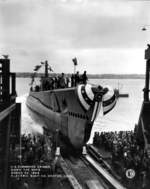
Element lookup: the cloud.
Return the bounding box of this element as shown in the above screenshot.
[60,0,140,18]
[8,47,145,74]
[0,0,149,49]
[0,0,149,73]
[54,48,145,74]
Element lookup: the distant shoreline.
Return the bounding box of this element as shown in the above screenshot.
[15,72,145,79]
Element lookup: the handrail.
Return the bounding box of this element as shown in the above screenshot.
[0,104,16,122]
[140,117,149,149]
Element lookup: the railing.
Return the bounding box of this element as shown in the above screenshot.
[0,104,16,122]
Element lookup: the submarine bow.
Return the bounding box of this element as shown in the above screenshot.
[77,84,117,120]
[26,84,117,150]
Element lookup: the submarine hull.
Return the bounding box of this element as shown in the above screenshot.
[26,84,117,150]
[26,86,95,150]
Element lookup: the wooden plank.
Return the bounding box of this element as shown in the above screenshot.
[59,157,83,189]
[0,104,16,122]
[85,180,105,189]
[86,155,126,189]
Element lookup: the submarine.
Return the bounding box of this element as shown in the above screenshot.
[26,60,117,154]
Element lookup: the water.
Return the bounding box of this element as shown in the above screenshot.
[16,78,145,142]
[89,79,144,143]
[16,78,43,135]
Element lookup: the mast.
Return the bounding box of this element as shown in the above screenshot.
[45,60,48,78]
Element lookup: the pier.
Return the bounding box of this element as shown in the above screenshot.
[0,57,21,189]
[1,46,150,189]
[0,56,135,189]
[136,45,150,155]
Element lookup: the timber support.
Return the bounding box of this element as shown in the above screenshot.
[136,45,150,157]
[0,56,21,189]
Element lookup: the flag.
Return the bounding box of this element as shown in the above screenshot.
[34,65,41,71]
[72,57,78,66]
[48,66,53,72]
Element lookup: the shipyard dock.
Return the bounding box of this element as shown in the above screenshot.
[1,45,150,189]
[0,56,126,189]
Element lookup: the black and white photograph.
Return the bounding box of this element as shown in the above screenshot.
[0,0,150,188]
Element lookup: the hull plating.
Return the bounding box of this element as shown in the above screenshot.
[26,87,94,149]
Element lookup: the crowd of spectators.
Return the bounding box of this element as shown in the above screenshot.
[93,131,150,188]
[21,134,53,165]
[10,134,56,189]
[31,71,88,92]
[71,71,88,87]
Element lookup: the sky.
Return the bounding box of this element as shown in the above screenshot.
[0,0,150,74]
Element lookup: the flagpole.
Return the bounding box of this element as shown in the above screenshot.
[74,64,76,75]
[72,57,77,75]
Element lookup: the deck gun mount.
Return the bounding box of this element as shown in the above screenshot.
[136,44,150,157]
